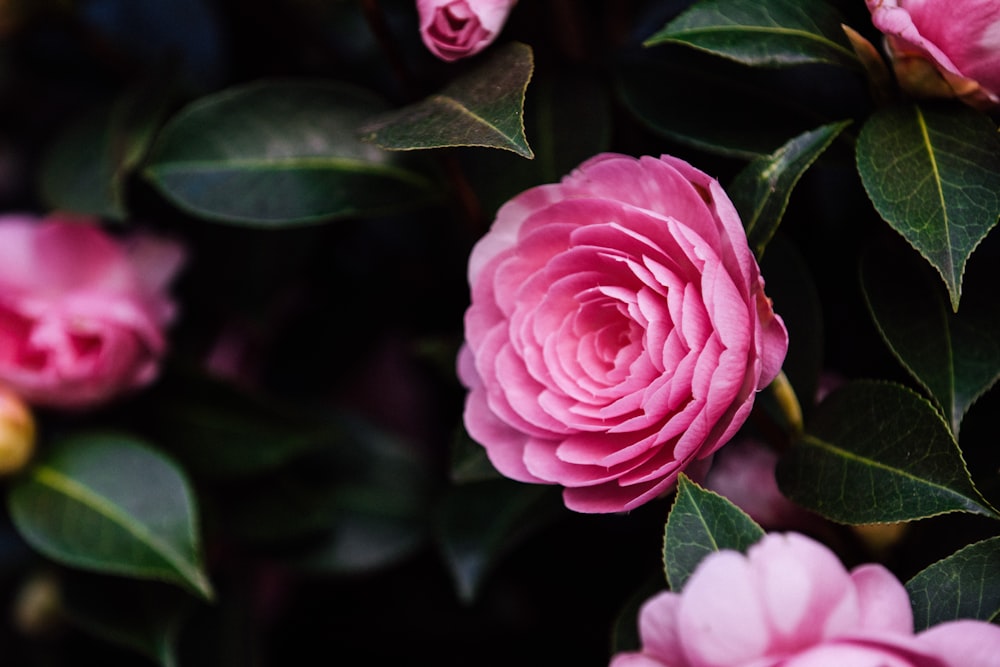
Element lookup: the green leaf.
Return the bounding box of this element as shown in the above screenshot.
[644,0,858,69]
[434,480,562,603]
[62,572,195,667]
[663,475,765,592]
[856,104,1000,310]
[143,79,437,226]
[776,381,998,524]
[8,434,212,600]
[906,536,1000,631]
[360,42,534,158]
[39,84,171,221]
[861,246,1000,437]
[731,121,850,258]
[459,67,612,216]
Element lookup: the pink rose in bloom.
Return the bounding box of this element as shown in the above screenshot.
[458,153,788,513]
[0,213,185,409]
[867,0,1000,110]
[416,0,515,62]
[611,532,1000,667]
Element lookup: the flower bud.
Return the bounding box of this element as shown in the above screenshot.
[0,385,35,475]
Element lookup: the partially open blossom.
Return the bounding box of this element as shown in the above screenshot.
[458,153,788,513]
[0,384,34,475]
[0,213,185,409]
[611,532,1000,667]
[866,0,1000,110]
[417,0,515,62]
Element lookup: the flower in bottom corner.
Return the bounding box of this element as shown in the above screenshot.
[0,213,185,409]
[458,153,788,513]
[611,532,1000,667]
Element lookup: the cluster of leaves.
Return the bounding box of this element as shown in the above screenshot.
[0,0,998,665]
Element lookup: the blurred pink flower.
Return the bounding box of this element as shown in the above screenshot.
[0,213,185,409]
[704,438,816,531]
[612,532,1000,667]
[417,0,515,62]
[866,0,1000,110]
[458,153,788,513]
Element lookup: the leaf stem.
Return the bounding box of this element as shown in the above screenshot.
[770,370,804,444]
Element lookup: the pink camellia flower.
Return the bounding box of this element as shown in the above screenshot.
[0,213,185,409]
[417,0,515,62]
[612,532,1000,667]
[866,0,1000,110]
[458,153,788,513]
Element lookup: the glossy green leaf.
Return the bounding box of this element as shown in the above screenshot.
[144,79,437,226]
[861,246,1000,437]
[459,67,612,216]
[731,121,850,258]
[644,0,858,69]
[360,42,534,158]
[435,480,563,602]
[776,381,998,524]
[663,475,765,592]
[906,536,1000,631]
[856,104,1000,310]
[39,85,171,221]
[8,434,212,600]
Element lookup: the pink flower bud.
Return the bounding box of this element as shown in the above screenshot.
[866,0,1000,110]
[417,0,516,62]
[0,384,34,475]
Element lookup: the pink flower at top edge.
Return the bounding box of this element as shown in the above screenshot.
[0,212,185,409]
[417,0,516,62]
[866,0,1000,110]
[610,532,1000,667]
[458,153,788,513]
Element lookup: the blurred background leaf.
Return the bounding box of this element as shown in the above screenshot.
[144,79,439,226]
[8,434,212,600]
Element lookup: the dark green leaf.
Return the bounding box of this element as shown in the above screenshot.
[906,536,1000,631]
[360,42,534,158]
[139,370,331,479]
[663,475,765,592]
[435,480,562,603]
[226,414,431,574]
[460,67,612,216]
[8,434,212,599]
[731,121,850,258]
[645,0,858,69]
[861,246,1000,437]
[758,234,824,413]
[63,572,195,667]
[39,85,171,221]
[616,47,866,159]
[776,381,998,523]
[856,104,1000,310]
[144,79,437,226]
